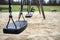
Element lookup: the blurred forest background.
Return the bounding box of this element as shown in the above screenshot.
[0,0,60,5]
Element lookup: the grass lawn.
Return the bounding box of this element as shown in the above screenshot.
[0,5,60,12]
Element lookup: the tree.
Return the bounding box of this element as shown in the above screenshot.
[0,0,8,5]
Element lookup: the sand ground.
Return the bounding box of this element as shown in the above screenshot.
[0,12,60,40]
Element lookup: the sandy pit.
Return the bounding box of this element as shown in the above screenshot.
[0,12,60,40]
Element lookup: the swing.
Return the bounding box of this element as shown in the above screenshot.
[3,0,27,34]
[25,0,33,18]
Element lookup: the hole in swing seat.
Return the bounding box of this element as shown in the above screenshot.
[25,13,32,18]
[3,20,27,34]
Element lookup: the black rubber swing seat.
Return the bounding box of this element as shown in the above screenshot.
[3,20,27,34]
[25,13,32,18]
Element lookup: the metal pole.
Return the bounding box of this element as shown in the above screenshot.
[38,0,41,14]
[40,0,45,19]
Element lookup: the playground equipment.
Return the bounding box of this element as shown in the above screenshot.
[40,0,45,19]
[3,0,45,34]
[3,0,27,34]
[35,0,45,19]
[25,0,45,19]
[25,0,33,18]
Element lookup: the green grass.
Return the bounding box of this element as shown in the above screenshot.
[0,5,60,12]
[43,6,60,12]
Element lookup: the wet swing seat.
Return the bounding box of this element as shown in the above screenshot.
[25,0,33,18]
[3,13,27,34]
[3,20,27,34]
[25,7,35,18]
[25,13,32,18]
[3,0,28,34]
